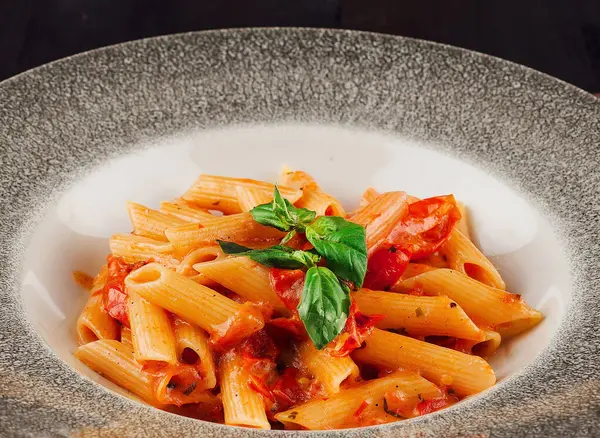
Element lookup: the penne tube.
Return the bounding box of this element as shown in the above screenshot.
[352,329,496,396]
[279,169,345,216]
[470,328,501,358]
[440,230,505,290]
[76,293,120,345]
[189,273,221,287]
[124,263,264,345]
[159,200,215,223]
[455,201,471,240]
[173,318,217,389]
[297,187,346,217]
[276,371,444,429]
[236,186,273,212]
[176,245,224,278]
[75,339,162,406]
[393,268,543,333]
[494,318,544,340]
[220,353,270,429]
[109,233,179,268]
[127,202,187,241]
[182,174,301,214]
[352,290,484,341]
[165,212,284,250]
[128,292,178,365]
[278,166,312,187]
[349,192,408,253]
[153,365,217,406]
[418,252,449,269]
[297,341,360,395]
[400,263,437,280]
[120,326,133,348]
[358,187,380,208]
[192,257,288,314]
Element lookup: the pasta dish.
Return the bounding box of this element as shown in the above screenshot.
[73,169,543,430]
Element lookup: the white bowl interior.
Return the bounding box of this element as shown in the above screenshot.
[20,124,571,401]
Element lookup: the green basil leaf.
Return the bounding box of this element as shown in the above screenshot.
[216,240,254,254]
[305,216,367,288]
[280,230,297,245]
[250,203,290,231]
[251,186,316,232]
[217,240,319,269]
[298,266,351,349]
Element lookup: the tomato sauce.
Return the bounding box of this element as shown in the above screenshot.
[101,255,148,326]
[384,195,461,260]
[326,301,385,357]
[269,268,305,312]
[236,329,315,418]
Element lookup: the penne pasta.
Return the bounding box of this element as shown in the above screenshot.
[165,212,284,250]
[220,353,270,429]
[173,318,217,390]
[455,201,471,240]
[153,365,216,406]
[440,230,505,290]
[470,328,502,358]
[176,245,224,277]
[109,233,179,268]
[182,174,301,214]
[297,341,359,395]
[159,200,215,223]
[75,339,162,406]
[120,326,133,348]
[279,169,346,216]
[127,202,187,241]
[352,328,496,396]
[352,290,484,341]
[358,187,379,208]
[72,170,544,429]
[349,191,408,253]
[128,292,178,365]
[124,263,264,344]
[400,263,437,279]
[393,268,543,334]
[192,257,288,314]
[276,371,444,429]
[236,186,273,212]
[418,251,449,269]
[76,293,120,345]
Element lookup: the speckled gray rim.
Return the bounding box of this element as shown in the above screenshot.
[1,28,599,437]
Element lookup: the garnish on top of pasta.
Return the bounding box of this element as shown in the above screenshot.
[73,169,543,430]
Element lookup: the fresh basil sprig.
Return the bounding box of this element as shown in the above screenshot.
[305,217,367,288]
[298,266,351,349]
[219,185,368,350]
[251,186,316,233]
[218,240,320,269]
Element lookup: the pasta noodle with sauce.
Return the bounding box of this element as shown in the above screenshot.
[73,169,543,430]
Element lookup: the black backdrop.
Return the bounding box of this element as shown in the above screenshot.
[1,0,599,93]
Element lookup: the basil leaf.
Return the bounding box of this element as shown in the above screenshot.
[251,186,316,232]
[217,240,319,269]
[217,241,253,254]
[305,216,367,288]
[298,266,350,349]
[280,230,297,245]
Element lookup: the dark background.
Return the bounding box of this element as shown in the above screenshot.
[1,0,599,94]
